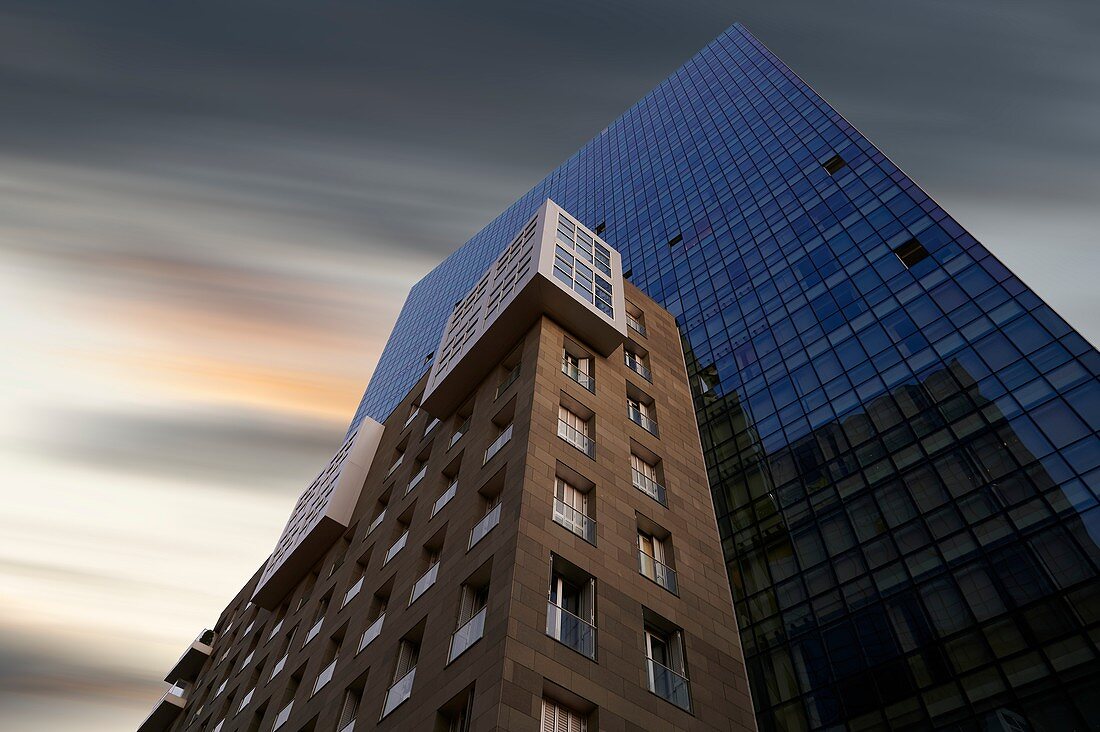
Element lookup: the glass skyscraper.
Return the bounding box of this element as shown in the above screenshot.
[352,22,1099,731]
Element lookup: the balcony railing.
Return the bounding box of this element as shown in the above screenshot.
[358,613,384,653]
[448,607,487,663]
[386,455,404,478]
[425,416,440,434]
[383,530,408,565]
[469,503,501,550]
[381,667,416,718]
[449,418,470,449]
[495,366,520,399]
[273,701,293,730]
[404,407,420,429]
[367,509,386,536]
[312,658,336,696]
[405,464,427,495]
[267,619,283,640]
[238,687,254,712]
[546,601,596,659]
[342,577,364,607]
[304,617,323,645]
[627,314,647,337]
[483,424,512,464]
[624,353,652,382]
[647,658,691,712]
[432,481,457,518]
[628,405,659,436]
[639,552,678,594]
[631,468,667,505]
[269,653,287,680]
[552,498,596,544]
[562,359,595,392]
[410,563,439,604]
[557,419,594,457]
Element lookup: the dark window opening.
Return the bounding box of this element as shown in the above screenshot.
[894,238,930,269]
[594,222,606,235]
[667,234,683,248]
[424,352,435,365]
[623,268,633,279]
[823,154,847,175]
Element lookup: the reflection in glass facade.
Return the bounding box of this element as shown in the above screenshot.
[352,22,1099,731]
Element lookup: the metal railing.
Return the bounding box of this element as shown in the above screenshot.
[483,424,512,464]
[342,577,364,607]
[432,481,457,517]
[557,419,594,457]
[383,530,408,565]
[312,659,336,696]
[403,407,420,429]
[238,687,255,711]
[631,468,667,505]
[273,701,293,730]
[405,465,427,495]
[367,509,386,535]
[624,353,652,381]
[647,658,691,711]
[628,405,659,436]
[627,315,647,337]
[381,667,416,718]
[409,563,439,604]
[552,498,596,544]
[386,454,404,478]
[639,552,678,594]
[269,653,287,680]
[546,601,596,659]
[304,617,323,645]
[448,606,487,663]
[495,366,520,399]
[562,359,595,391]
[469,503,501,549]
[449,417,470,449]
[425,416,440,434]
[358,613,384,653]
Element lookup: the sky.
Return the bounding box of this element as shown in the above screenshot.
[0,1,1097,729]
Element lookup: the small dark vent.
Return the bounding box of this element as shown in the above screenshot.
[623,268,633,279]
[667,234,683,248]
[595,222,606,235]
[893,238,930,269]
[822,154,847,175]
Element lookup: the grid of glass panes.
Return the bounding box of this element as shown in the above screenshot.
[350,23,1100,731]
[553,214,614,317]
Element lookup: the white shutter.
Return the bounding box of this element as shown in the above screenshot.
[458,585,475,626]
[541,699,586,732]
[394,640,416,680]
[337,689,359,729]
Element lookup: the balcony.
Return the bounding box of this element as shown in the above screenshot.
[312,658,337,696]
[552,498,595,544]
[546,601,596,660]
[386,454,404,478]
[432,480,458,518]
[495,366,520,399]
[267,619,283,640]
[405,464,427,495]
[448,419,469,449]
[381,667,416,718]
[404,407,421,429]
[164,629,215,683]
[425,416,440,434]
[237,687,255,713]
[269,652,287,680]
[626,314,647,337]
[447,606,487,663]
[483,424,512,464]
[342,577,364,607]
[557,419,593,458]
[647,658,691,712]
[562,359,594,392]
[468,503,501,550]
[628,405,659,436]
[384,530,408,565]
[624,353,652,382]
[367,509,386,536]
[273,700,293,730]
[137,682,188,732]
[358,613,385,653]
[632,470,667,507]
[639,552,678,594]
[410,563,439,604]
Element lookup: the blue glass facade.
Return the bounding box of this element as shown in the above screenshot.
[353,23,1099,731]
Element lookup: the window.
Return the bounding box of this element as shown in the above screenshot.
[627,391,658,436]
[311,635,341,696]
[469,495,502,549]
[449,575,489,663]
[626,302,646,337]
[304,594,330,645]
[822,153,847,175]
[667,233,683,248]
[553,212,614,316]
[358,590,389,653]
[384,511,413,565]
[894,237,931,269]
[484,422,513,464]
[546,555,596,659]
[382,639,419,718]
[624,345,651,382]
[404,403,421,429]
[541,698,588,732]
[644,613,691,712]
[449,409,471,450]
[432,476,459,518]
[436,685,476,732]
[638,524,677,594]
[410,543,442,605]
[336,685,362,732]
[342,549,372,608]
[552,473,595,544]
[557,402,594,457]
[631,451,666,505]
[562,342,595,392]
